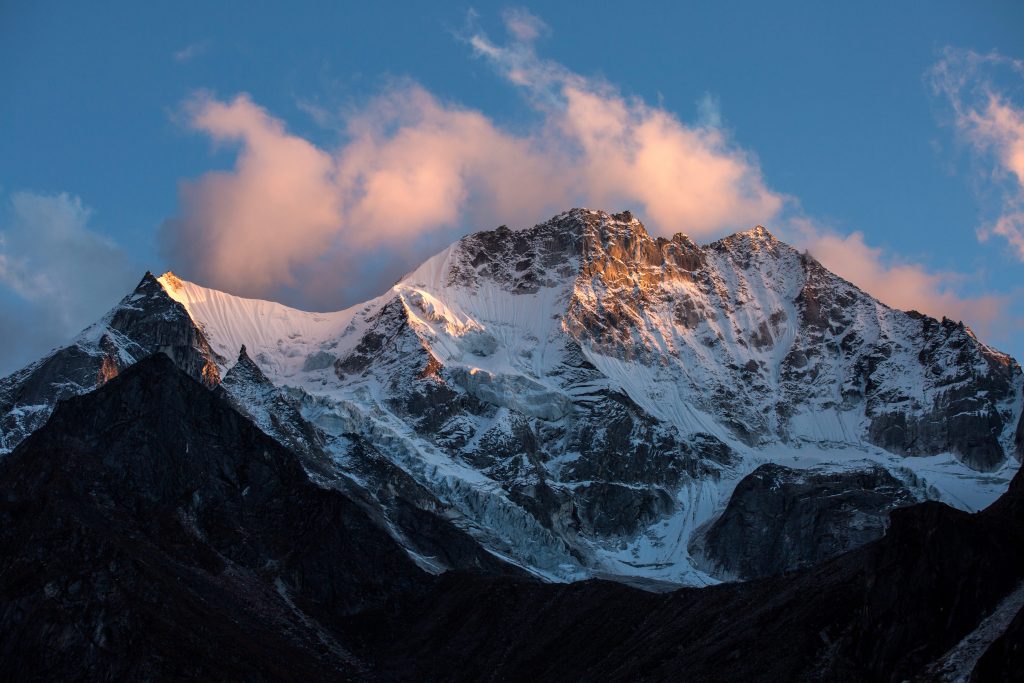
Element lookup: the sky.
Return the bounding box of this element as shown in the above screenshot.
[2,1,1024,374]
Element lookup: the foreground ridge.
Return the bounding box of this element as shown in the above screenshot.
[0,354,1021,681]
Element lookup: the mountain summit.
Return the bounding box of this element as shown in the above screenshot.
[1,208,1021,584]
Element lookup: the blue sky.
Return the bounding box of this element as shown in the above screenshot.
[2,1,1023,373]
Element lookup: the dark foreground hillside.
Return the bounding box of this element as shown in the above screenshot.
[1,355,1021,681]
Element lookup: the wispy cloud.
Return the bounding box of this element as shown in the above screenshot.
[465,9,785,237]
[0,191,138,373]
[174,41,209,63]
[930,47,1024,260]
[500,7,549,43]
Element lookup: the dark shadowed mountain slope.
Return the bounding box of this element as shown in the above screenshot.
[0,353,429,682]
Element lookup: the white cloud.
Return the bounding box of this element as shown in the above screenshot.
[0,191,138,373]
[174,41,209,63]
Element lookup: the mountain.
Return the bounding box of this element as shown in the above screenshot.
[1,353,1022,681]
[1,208,1021,586]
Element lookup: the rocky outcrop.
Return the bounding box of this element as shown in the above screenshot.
[0,272,221,453]
[861,317,1019,471]
[219,344,330,465]
[692,464,915,580]
[106,272,221,386]
[777,243,1019,471]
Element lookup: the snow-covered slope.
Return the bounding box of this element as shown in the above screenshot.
[2,208,1021,586]
[157,272,374,378]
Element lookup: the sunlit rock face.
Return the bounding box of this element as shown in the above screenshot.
[1,208,1021,585]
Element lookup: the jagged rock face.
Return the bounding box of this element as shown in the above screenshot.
[328,242,724,573]
[0,272,221,453]
[0,355,429,680]
[557,211,1021,468]
[692,463,915,580]
[106,272,222,386]
[792,271,1019,471]
[445,219,583,293]
[220,344,330,465]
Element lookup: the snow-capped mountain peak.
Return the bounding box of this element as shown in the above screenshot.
[2,208,1021,586]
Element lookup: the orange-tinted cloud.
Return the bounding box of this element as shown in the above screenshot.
[159,18,1013,348]
[973,95,1024,257]
[791,218,1009,338]
[931,48,1024,260]
[335,86,568,247]
[164,93,342,296]
[468,12,784,236]
[162,86,568,300]
[161,12,786,301]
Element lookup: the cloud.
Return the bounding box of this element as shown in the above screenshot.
[467,17,785,236]
[789,218,1009,337]
[174,41,208,63]
[162,87,567,302]
[501,7,549,43]
[0,191,139,374]
[156,17,1016,352]
[930,48,1024,260]
[164,93,344,296]
[161,15,786,303]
